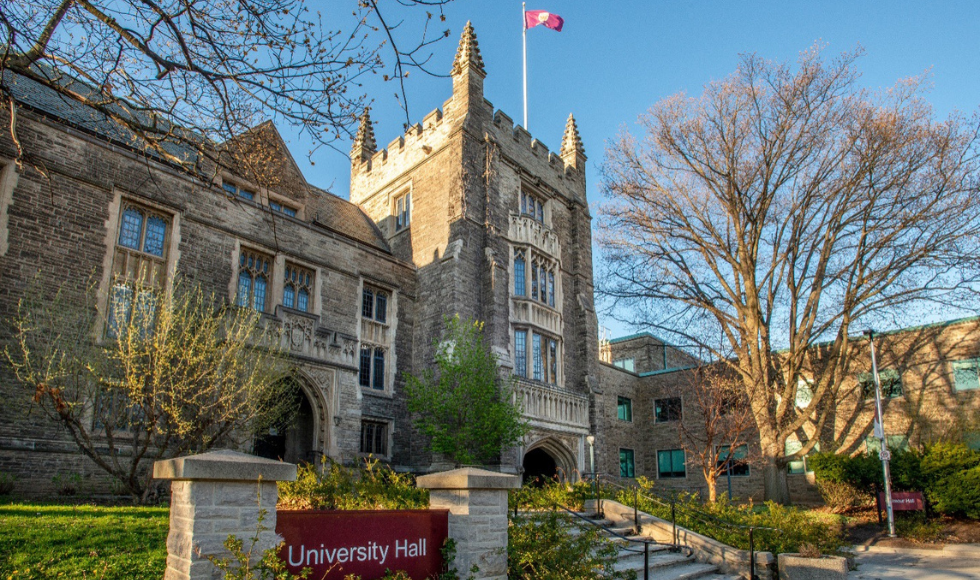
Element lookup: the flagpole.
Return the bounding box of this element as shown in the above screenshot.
[522,2,528,130]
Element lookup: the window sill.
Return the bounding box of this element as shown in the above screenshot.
[511,295,559,311]
[275,305,319,320]
[360,387,393,400]
[512,376,562,390]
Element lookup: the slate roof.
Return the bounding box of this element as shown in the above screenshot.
[311,188,391,252]
[3,69,390,252]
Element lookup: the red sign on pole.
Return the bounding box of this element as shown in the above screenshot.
[879,491,925,511]
[276,510,449,580]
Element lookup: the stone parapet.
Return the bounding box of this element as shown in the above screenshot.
[417,468,520,580]
[154,450,297,580]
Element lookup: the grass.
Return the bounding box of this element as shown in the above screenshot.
[0,501,168,580]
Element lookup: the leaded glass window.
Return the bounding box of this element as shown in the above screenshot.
[283,263,314,312]
[237,249,272,312]
[514,250,526,296]
[515,330,527,378]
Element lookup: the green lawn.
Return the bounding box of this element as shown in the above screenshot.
[0,502,168,580]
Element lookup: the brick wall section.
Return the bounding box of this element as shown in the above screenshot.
[598,363,767,502]
[601,333,700,374]
[598,317,980,502]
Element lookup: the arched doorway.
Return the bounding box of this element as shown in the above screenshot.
[254,377,317,464]
[522,448,558,485]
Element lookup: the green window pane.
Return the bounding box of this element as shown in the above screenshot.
[658,449,685,478]
[617,396,632,422]
[865,436,882,454]
[795,379,814,408]
[886,435,909,452]
[620,449,635,478]
[952,360,980,392]
[966,432,980,451]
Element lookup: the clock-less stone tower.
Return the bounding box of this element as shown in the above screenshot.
[349,22,599,478]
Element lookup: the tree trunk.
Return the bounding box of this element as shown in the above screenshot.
[762,456,790,504]
[706,474,718,503]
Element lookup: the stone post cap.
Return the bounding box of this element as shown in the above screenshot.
[417,467,520,490]
[153,449,297,482]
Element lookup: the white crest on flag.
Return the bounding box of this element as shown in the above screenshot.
[538,12,550,23]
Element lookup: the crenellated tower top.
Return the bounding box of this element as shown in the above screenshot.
[560,113,586,171]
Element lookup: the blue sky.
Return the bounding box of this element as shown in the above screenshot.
[285,1,980,338]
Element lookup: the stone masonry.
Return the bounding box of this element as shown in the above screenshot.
[417,467,520,580]
[153,450,297,580]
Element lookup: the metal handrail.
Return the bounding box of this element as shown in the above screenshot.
[591,473,782,580]
[511,492,688,580]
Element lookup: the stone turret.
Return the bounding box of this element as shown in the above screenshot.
[560,113,586,172]
[450,21,486,114]
[351,108,376,167]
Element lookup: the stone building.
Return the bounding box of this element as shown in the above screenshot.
[2,22,976,501]
[0,23,596,493]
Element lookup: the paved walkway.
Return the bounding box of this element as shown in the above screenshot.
[851,546,980,579]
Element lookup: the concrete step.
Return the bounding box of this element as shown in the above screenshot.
[613,550,691,572]
[640,562,722,580]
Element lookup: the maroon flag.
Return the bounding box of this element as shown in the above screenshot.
[525,10,564,32]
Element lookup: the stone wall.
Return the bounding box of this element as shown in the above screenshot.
[0,103,419,493]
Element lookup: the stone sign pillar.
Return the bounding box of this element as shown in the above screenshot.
[153,450,297,580]
[417,468,520,580]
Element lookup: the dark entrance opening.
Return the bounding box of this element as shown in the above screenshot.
[522,448,558,486]
[254,379,316,464]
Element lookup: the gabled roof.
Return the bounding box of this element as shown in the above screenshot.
[2,68,201,166]
[4,68,390,252]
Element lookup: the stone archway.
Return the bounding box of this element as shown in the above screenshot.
[522,448,557,485]
[522,436,578,485]
[253,375,322,464]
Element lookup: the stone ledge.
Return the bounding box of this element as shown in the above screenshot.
[153,450,297,482]
[417,467,520,490]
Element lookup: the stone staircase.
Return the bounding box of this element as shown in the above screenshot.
[574,511,743,580]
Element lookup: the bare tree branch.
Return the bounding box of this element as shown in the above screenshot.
[599,46,980,503]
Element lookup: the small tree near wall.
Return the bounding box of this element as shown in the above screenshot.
[405,316,527,467]
[5,276,292,502]
[678,366,757,503]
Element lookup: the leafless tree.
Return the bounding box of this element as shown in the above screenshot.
[600,47,980,503]
[677,367,757,503]
[0,0,451,176]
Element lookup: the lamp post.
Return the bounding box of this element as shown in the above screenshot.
[586,434,599,515]
[865,329,897,538]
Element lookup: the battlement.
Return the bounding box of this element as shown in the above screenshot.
[490,109,583,183]
[356,103,582,188]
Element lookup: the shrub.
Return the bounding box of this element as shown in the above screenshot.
[0,472,14,496]
[277,458,427,510]
[920,442,980,488]
[808,452,881,488]
[929,465,980,519]
[895,513,945,543]
[508,511,634,579]
[509,479,594,513]
[814,480,870,513]
[889,449,925,491]
[52,472,82,496]
[622,483,847,555]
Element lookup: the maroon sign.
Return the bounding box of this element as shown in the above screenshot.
[276,510,449,580]
[879,491,925,511]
